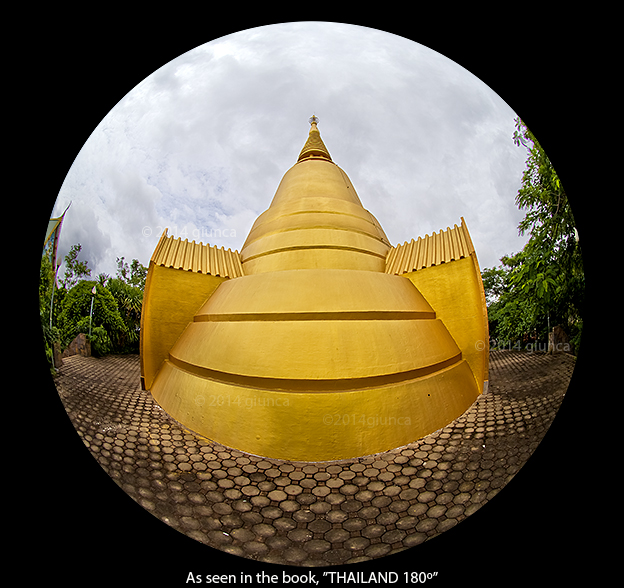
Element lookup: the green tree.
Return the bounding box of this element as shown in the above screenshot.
[39,252,54,319]
[484,251,541,345]
[105,278,143,352]
[57,281,126,353]
[116,256,148,290]
[60,244,92,289]
[481,265,507,306]
[482,119,584,353]
[44,242,148,357]
[103,256,147,352]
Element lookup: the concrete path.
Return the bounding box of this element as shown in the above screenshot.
[54,349,575,567]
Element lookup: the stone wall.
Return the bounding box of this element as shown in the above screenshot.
[61,333,91,359]
[548,325,571,354]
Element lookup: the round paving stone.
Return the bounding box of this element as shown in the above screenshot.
[274,518,297,532]
[261,506,282,519]
[367,480,385,492]
[293,509,315,523]
[250,495,270,507]
[340,484,359,495]
[308,519,332,534]
[324,548,351,564]
[243,542,268,555]
[396,516,418,531]
[416,518,438,533]
[389,500,410,513]
[446,504,465,518]
[355,489,375,502]
[188,492,206,504]
[284,484,303,496]
[345,536,370,551]
[454,492,472,505]
[427,504,447,518]
[312,486,331,497]
[382,529,406,544]
[326,493,345,505]
[284,547,308,563]
[326,478,344,489]
[252,523,276,538]
[362,524,385,538]
[417,491,437,503]
[340,500,362,513]
[403,532,428,548]
[268,489,287,502]
[371,495,392,508]
[296,492,316,505]
[241,485,260,497]
[224,489,242,500]
[359,506,380,519]
[304,539,331,554]
[310,501,331,515]
[399,487,419,500]
[280,500,301,513]
[325,528,350,543]
[377,511,399,526]
[288,528,313,542]
[231,527,255,542]
[436,518,458,533]
[435,492,454,505]
[382,484,402,497]
[365,543,392,558]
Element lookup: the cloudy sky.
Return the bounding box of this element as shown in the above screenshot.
[50,22,531,279]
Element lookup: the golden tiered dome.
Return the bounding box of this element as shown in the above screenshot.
[143,117,484,461]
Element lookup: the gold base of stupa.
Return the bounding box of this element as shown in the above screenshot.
[140,118,488,461]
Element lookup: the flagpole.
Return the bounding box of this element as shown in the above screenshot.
[49,262,61,329]
[89,285,96,337]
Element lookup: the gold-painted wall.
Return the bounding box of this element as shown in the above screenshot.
[402,254,489,391]
[140,263,227,390]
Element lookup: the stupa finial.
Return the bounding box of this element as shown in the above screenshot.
[298,114,331,162]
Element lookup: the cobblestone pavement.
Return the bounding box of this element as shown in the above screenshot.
[54,350,576,567]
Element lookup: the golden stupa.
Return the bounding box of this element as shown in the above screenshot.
[140,117,488,461]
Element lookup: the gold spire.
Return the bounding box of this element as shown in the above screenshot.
[297,115,332,162]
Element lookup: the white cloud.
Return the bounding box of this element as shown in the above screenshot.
[52,22,531,277]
